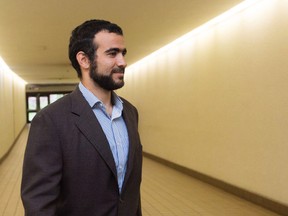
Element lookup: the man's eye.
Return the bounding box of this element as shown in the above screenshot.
[108,52,117,56]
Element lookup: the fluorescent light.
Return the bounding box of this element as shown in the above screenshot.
[0,56,27,84]
[127,0,264,71]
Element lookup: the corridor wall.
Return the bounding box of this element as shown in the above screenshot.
[0,59,26,160]
[119,0,288,206]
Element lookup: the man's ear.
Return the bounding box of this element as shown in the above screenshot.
[76,51,90,69]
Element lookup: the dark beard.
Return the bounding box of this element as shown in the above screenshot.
[89,61,125,91]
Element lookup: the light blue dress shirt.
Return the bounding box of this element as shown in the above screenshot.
[79,82,129,193]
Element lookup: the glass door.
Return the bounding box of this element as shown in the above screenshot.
[26,92,69,123]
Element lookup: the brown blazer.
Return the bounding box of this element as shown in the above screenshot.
[21,87,142,216]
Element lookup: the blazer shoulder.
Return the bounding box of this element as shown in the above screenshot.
[41,93,71,113]
[120,97,137,110]
[34,87,84,120]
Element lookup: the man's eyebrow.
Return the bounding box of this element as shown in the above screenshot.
[105,48,127,54]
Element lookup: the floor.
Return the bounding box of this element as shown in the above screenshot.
[0,125,280,216]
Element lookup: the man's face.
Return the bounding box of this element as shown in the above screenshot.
[89,31,127,91]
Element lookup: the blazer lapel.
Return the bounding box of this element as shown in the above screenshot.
[122,104,139,187]
[69,87,117,179]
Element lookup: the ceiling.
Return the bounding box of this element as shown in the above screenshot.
[0,0,243,84]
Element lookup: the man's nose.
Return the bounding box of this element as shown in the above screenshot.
[116,54,127,68]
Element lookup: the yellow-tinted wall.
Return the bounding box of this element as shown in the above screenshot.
[119,0,288,205]
[0,61,26,160]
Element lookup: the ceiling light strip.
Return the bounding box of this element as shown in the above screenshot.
[0,56,27,84]
[127,0,264,71]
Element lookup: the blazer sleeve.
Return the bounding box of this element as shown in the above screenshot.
[21,110,62,216]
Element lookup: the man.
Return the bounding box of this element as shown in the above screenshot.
[21,19,143,216]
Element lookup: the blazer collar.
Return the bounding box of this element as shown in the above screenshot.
[70,87,117,178]
[121,102,139,189]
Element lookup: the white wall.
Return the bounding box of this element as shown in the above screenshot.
[119,0,288,205]
[0,59,26,159]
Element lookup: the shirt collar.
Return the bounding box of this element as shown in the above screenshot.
[78,82,123,110]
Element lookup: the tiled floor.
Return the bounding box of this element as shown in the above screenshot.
[141,158,279,216]
[0,125,280,215]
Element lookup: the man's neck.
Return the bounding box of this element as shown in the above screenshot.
[81,79,114,116]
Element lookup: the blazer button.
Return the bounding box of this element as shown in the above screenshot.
[119,198,125,204]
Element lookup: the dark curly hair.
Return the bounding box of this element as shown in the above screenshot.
[68,19,123,78]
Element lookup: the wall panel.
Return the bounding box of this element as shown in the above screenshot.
[0,60,26,160]
[119,0,288,205]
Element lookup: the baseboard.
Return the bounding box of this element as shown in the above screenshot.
[143,152,288,216]
[0,124,27,165]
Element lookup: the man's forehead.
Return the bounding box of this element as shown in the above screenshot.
[94,32,125,54]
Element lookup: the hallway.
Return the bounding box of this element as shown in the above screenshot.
[0,125,280,215]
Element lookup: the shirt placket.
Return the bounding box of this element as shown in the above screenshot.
[111,111,125,192]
